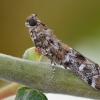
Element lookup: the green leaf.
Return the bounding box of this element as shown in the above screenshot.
[15,87,48,100]
[23,47,42,61]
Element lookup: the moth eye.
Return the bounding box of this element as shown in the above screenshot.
[29,19,37,26]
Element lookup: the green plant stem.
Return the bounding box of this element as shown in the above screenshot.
[0,53,100,99]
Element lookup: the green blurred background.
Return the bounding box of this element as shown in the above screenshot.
[0,0,100,85]
[0,0,100,62]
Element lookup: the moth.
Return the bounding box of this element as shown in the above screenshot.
[25,14,100,90]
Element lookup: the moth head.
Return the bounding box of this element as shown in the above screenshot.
[25,14,40,28]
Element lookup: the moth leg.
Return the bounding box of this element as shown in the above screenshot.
[51,60,56,78]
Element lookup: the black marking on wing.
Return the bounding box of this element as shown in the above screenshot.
[87,78,92,85]
[75,53,86,61]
